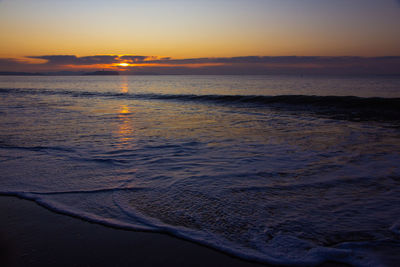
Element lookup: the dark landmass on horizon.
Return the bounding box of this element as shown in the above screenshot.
[84,70,120,76]
[0,71,44,76]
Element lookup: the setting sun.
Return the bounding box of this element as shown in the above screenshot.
[118,62,130,67]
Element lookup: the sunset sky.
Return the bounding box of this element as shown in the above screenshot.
[1,0,400,74]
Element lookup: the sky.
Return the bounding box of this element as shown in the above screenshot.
[1,0,400,74]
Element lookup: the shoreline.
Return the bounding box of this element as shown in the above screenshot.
[0,196,264,267]
[0,196,348,267]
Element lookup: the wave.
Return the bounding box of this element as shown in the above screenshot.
[0,144,75,153]
[1,87,400,122]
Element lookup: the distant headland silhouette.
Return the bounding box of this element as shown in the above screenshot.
[84,70,119,76]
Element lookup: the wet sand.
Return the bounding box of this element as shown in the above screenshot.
[0,196,348,267]
[0,196,267,267]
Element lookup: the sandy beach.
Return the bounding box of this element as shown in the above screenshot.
[0,196,269,267]
[1,196,354,267]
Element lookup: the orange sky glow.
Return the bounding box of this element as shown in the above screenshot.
[0,0,399,75]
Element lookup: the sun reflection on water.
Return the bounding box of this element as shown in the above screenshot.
[120,76,129,94]
[119,105,130,114]
[116,104,135,148]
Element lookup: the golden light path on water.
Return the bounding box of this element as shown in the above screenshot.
[116,76,134,147]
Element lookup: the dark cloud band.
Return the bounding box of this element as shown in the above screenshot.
[1,55,400,75]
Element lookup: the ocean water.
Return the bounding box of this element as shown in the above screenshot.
[1,75,400,266]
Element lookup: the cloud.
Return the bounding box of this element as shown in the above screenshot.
[0,58,45,72]
[119,55,149,62]
[122,56,400,75]
[24,55,400,68]
[29,55,121,65]
[144,56,361,65]
[30,54,368,67]
[27,54,156,67]
[1,55,400,75]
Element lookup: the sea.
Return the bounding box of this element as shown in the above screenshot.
[1,75,400,266]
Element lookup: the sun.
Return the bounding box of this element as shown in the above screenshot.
[118,62,130,67]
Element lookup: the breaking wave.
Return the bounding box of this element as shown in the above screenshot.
[1,87,400,122]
